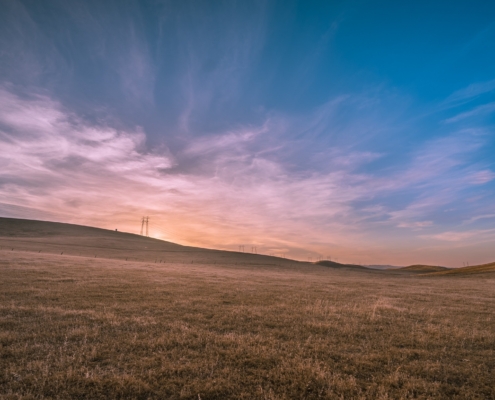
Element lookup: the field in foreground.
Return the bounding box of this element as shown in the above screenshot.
[1,220,495,399]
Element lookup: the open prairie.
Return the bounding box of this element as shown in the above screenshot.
[1,218,495,399]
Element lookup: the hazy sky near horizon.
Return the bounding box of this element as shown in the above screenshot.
[1,0,495,266]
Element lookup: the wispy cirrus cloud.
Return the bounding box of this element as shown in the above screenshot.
[397,221,433,229]
[444,102,495,123]
[2,0,495,269]
[444,79,495,106]
[1,84,494,266]
[422,229,495,242]
[463,213,495,225]
[0,87,372,258]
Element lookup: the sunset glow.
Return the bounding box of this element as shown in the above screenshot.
[1,1,495,266]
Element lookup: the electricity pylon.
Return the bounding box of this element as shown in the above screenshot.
[140,216,149,236]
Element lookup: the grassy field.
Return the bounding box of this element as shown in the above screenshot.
[1,219,495,399]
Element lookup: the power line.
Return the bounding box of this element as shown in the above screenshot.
[146,219,173,239]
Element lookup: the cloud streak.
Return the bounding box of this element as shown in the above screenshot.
[1,1,495,267]
[1,85,494,267]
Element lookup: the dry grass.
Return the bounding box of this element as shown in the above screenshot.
[1,219,495,399]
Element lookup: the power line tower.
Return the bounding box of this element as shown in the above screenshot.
[140,216,149,236]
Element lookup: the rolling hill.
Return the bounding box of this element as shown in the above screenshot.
[423,261,495,276]
[0,217,299,269]
[395,264,450,273]
[2,217,494,276]
[316,260,370,271]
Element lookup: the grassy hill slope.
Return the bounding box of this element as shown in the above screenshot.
[316,260,370,271]
[424,261,495,276]
[0,217,299,268]
[396,264,450,273]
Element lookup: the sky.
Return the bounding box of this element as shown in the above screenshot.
[1,0,495,267]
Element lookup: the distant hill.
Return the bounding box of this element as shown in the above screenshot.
[0,217,300,268]
[316,260,369,271]
[365,264,398,270]
[423,261,495,276]
[392,262,495,276]
[3,218,493,276]
[0,216,184,249]
[395,265,450,273]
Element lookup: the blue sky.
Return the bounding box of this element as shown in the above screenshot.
[1,0,495,266]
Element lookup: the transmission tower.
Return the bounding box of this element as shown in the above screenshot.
[140,216,149,236]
